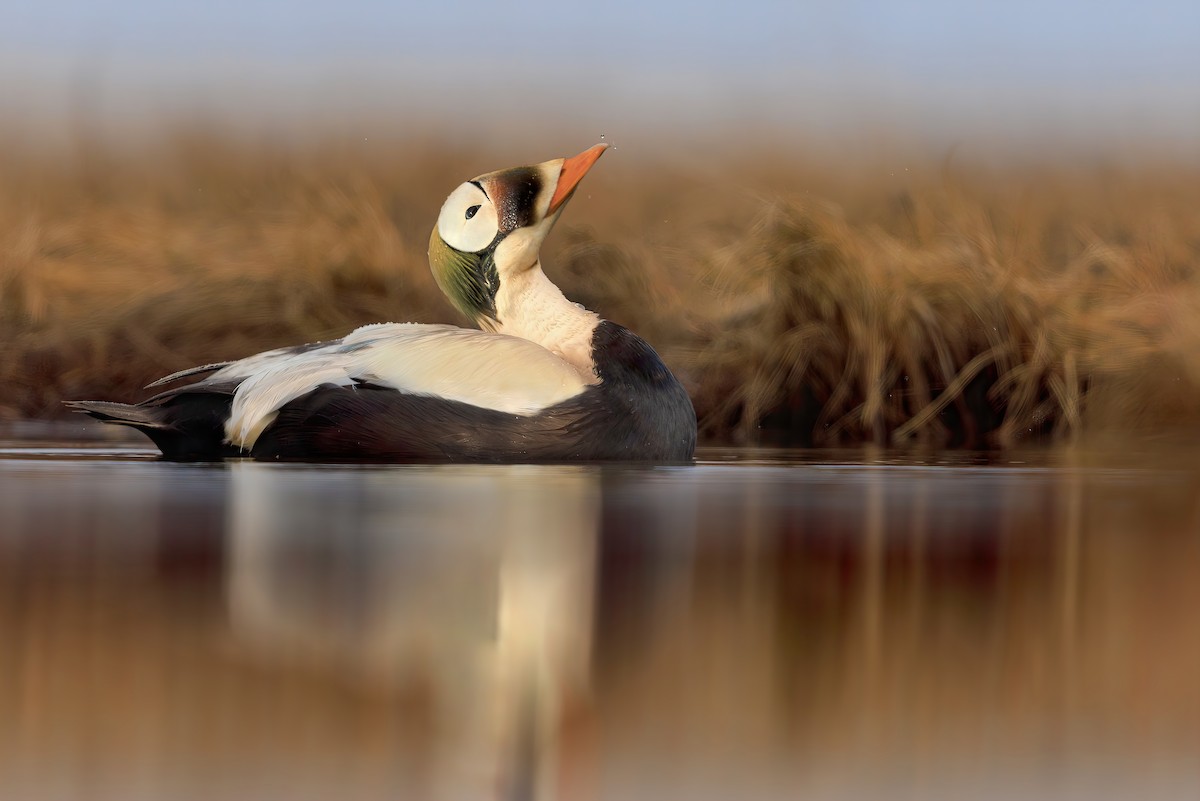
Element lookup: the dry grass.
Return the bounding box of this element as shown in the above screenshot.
[2,127,1199,447]
[694,167,1200,447]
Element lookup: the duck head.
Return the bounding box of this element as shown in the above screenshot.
[428,144,607,326]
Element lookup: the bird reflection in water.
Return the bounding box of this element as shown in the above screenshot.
[225,463,605,801]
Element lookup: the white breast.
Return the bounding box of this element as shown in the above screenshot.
[216,323,595,449]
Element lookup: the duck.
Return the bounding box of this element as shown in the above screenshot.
[67,144,697,463]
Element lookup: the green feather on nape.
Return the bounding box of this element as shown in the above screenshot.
[427,227,499,322]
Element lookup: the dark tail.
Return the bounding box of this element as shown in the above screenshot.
[66,391,240,461]
[65,399,168,429]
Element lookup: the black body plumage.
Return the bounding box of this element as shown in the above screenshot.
[68,322,696,463]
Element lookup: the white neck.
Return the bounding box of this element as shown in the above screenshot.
[487,261,601,381]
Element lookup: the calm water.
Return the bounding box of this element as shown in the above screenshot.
[0,435,1198,800]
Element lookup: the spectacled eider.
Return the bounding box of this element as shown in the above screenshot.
[67,144,697,462]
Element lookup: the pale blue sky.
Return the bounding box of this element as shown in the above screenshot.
[3,1,1197,150]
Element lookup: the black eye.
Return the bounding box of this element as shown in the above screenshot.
[465,204,481,220]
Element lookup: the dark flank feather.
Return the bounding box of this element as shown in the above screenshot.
[252,385,590,462]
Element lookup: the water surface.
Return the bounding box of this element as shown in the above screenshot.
[1,439,1197,800]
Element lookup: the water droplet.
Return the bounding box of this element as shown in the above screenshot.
[600,133,605,140]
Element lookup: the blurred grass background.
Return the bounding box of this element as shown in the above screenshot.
[1,128,1199,448]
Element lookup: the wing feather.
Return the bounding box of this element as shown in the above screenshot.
[224,324,593,449]
[144,361,234,388]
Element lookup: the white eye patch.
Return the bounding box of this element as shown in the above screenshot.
[436,182,499,253]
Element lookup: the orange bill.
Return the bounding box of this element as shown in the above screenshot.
[547,143,609,214]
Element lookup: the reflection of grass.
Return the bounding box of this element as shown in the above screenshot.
[3,129,1199,447]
